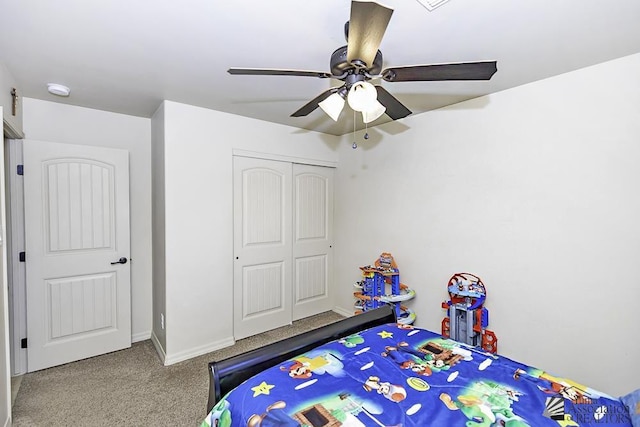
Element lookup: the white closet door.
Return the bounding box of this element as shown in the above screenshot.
[233,157,292,339]
[292,164,334,320]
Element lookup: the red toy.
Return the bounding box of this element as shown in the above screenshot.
[441,273,497,353]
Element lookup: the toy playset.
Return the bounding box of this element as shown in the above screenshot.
[353,252,416,324]
[441,272,498,353]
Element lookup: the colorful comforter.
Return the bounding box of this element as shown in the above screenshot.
[203,323,632,426]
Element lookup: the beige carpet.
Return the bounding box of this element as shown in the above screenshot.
[11,311,345,426]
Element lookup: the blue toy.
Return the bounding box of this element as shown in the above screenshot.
[354,253,416,324]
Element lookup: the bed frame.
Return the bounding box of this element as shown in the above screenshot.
[206,305,397,413]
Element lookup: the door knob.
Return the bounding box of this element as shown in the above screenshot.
[110,257,128,265]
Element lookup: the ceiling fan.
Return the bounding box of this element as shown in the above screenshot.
[228,0,497,124]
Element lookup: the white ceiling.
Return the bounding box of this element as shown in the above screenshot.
[2,0,640,136]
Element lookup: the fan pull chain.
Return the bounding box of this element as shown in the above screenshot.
[352,110,357,149]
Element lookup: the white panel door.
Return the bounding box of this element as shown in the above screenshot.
[24,140,131,371]
[292,164,334,320]
[233,157,292,339]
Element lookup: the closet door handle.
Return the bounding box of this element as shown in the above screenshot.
[110,257,128,265]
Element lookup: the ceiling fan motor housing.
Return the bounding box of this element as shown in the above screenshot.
[330,45,383,77]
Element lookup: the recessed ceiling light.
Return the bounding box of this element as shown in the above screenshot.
[47,83,70,97]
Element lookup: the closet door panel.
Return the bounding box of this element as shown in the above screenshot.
[233,157,292,339]
[292,164,334,320]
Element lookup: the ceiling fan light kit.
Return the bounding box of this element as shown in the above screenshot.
[227,0,497,129]
[347,81,376,112]
[362,100,386,124]
[347,81,386,123]
[319,92,346,121]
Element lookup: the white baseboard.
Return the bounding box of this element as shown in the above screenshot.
[131,330,151,343]
[150,331,166,364]
[163,337,235,366]
[332,306,354,318]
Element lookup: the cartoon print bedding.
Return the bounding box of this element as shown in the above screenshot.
[202,323,633,426]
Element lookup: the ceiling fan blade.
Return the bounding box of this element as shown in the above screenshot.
[228,68,332,79]
[382,61,498,82]
[291,88,339,117]
[346,1,393,68]
[375,86,412,120]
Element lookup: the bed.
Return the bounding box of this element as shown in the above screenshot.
[203,305,638,426]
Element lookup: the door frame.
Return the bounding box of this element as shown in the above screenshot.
[1,111,15,426]
[7,139,133,374]
[5,139,26,376]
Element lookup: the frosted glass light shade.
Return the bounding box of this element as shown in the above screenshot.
[362,100,386,123]
[347,81,377,112]
[319,93,345,121]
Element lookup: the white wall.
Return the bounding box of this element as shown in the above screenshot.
[150,103,166,353]
[333,53,640,397]
[21,99,153,341]
[154,101,339,364]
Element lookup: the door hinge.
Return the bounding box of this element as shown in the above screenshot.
[21,338,27,349]
[17,164,23,175]
[19,252,25,262]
